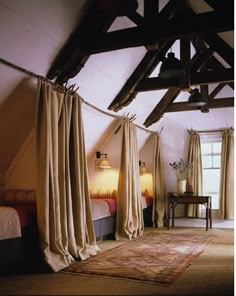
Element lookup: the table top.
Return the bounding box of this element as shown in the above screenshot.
[168,195,211,204]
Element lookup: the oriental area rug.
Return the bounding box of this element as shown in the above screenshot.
[62,232,214,285]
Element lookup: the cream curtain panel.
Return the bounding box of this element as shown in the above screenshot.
[187,130,203,217]
[151,134,165,228]
[35,81,99,272]
[219,129,234,219]
[116,119,144,240]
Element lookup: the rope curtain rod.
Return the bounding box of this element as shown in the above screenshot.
[0,56,161,135]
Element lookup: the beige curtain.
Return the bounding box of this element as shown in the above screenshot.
[115,119,144,240]
[186,130,203,217]
[219,129,234,219]
[151,134,165,227]
[35,80,99,272]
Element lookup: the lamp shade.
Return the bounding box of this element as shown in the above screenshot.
[140,165,147,175]
[139,161,147,175]
[159,52,185,79]
[99,159,112,169]
[188,89,207,106]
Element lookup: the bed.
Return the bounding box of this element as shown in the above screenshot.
[90,189,153,240]
[0,188,153,273]
[0,190,41,273]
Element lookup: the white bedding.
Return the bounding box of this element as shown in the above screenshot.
[0,206,21,240]
[91,199,111,221]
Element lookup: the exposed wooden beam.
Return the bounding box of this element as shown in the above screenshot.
[95,0,138,16]
[165,97,234,112]
[179,38,191,90]
[76,11,233,56]
[47,5,115,82]
[203,0,233,13]
[208,83,227,102]
[108,2,218,113]
[200,84,209,113]
[143,50,234,127]
[190,47,214,72]
[144,0,159,20]
[143,88,180,127]
[191,37,234,89]
[108,41,174,111]
[137,68,233,92]
[190,25,233,69]
[108,0,187,112]
[127,11,144,26]
[203,34,234,68]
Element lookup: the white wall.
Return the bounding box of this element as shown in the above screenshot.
[4,131,36,189]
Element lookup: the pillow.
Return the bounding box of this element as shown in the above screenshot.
[0,189,36,205]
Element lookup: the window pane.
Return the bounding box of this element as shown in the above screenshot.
[213,142,222,153]
[209,193,219,209]
[201,143,212,154]
[202,169,221,196]
[213,155,221,168]
[202,156,212,168]
[203,169,221,192]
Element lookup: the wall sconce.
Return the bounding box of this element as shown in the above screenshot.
[139,160,147,175]
[159,52,185,79]
[96,151,112,169]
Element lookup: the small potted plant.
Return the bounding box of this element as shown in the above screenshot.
[169,159,193,194]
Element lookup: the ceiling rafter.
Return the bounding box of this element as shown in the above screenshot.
[144,87,181,127]
[142,45,232,127]
[108,40,175,111]
[75,10,233,57]
[208,84,228,102]
[191,37,234,89]
[165,97,234,113]
[47,4,116,82]
[200,65,210,113]
[108,0,191,111]
[46,0,234,128]
[203,0,233,13]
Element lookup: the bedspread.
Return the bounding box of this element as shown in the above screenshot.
[91,199,111,221]
[0,206,21,240]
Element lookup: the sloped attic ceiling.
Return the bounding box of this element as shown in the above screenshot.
[0,0,234,182]
[46,0,234,128]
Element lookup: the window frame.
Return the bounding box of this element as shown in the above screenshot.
[200,133,222,210]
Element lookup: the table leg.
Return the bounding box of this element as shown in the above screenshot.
[206,203,209,231]
[210,199,212,229]
[172,204,175,227]
[167,202,170,230]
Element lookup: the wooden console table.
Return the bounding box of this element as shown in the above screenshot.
[167,194,212,231]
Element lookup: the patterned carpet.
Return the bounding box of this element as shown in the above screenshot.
[62,232,214,285]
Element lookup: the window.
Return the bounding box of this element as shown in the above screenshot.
[201,137,222,210]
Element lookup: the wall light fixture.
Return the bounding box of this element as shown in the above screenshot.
[139,160,147,175]
[96,151,112,169]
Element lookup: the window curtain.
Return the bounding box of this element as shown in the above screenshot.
[35,80,99,272]
[151,134,165,228]
[186,130,203,217]
[219,129,234,219]
[115,119,144,240]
